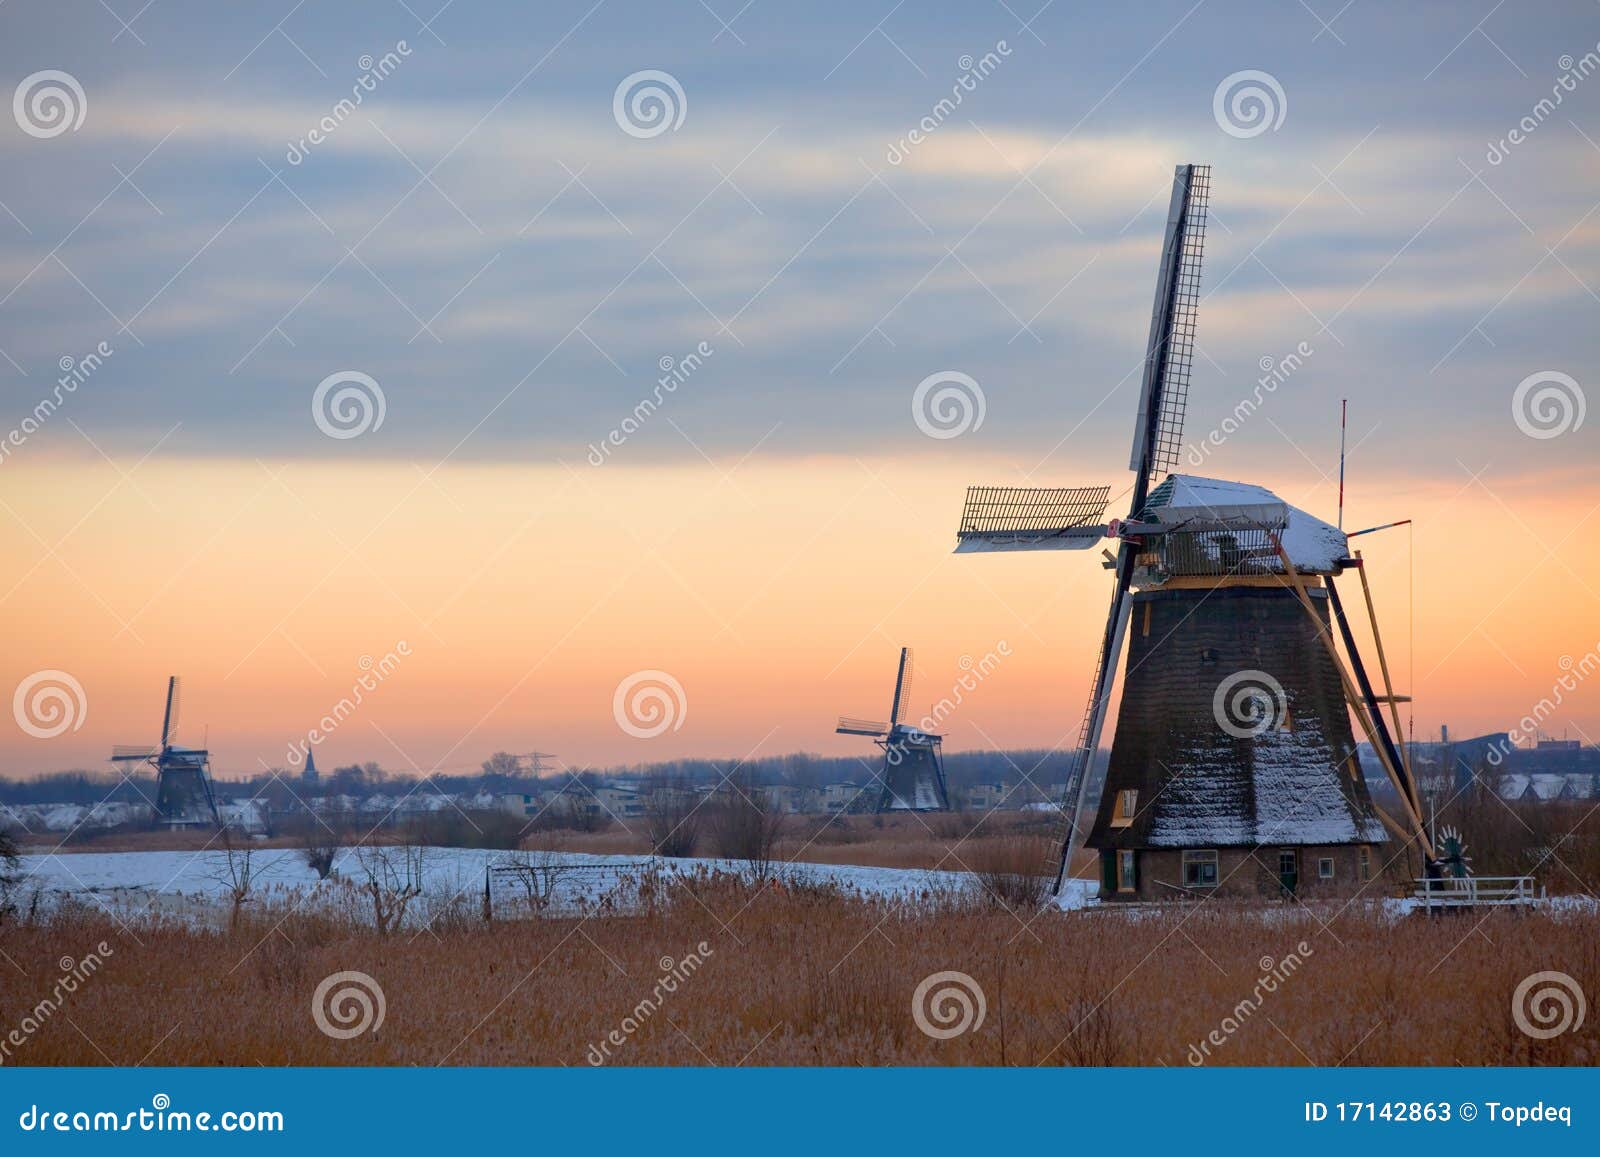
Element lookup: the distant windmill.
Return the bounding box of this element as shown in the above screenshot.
[836,647,950,812]
[956,164,1428,900]
[110,676,220,828]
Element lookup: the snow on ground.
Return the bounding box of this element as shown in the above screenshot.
[12,845,1101,924]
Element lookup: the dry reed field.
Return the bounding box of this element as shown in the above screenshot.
[3,873,1595,1067]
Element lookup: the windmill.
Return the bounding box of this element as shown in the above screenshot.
[836,647,950,812]
[955,164,1430,900]
[110,675,220,828]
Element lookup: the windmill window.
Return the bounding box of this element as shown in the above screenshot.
[1110,788,1138,827]
[1318,857,1335,879]
[1359,847,1371,881]
[1117,849,1137,893]
[1199,648,1218,666]
[1181,849,1218,887]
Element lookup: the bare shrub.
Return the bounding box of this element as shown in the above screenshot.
[0,826,20,924]
[499,843,583,914]
[711,773,786,882]
[207,831,257,933]
[968,836,1051,909]
[352,844,428,934]
[643,777,702,858]
[299,820,344,880]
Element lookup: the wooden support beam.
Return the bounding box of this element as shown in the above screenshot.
[1354,550,1415,794]
[1269,537,1435,859]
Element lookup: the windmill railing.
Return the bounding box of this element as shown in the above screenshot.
[1411,875,1540,911]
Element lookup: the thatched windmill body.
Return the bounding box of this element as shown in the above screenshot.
[955,164,1430,900]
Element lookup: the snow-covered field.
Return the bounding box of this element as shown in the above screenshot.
[13,845,1100,925]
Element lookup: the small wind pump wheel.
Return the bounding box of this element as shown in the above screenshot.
[1436,825,1472,878]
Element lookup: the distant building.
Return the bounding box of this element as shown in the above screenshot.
[302,749,320,786]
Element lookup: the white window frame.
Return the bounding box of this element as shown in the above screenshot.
[1181,849,1219,888]
[1318,857,1335,880]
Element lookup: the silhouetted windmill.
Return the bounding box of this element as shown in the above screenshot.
[955,164,1428,900]
[110,676,220,828]
[836,647,950,812]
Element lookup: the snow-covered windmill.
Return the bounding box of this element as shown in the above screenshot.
[110,675,220,828]
[955,164,1432,900]
[836,647,950,812]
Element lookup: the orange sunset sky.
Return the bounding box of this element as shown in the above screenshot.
[3,450,1596,778]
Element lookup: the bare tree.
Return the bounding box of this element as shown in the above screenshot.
[642,776,702,858]
[299,819,343,880]
[207,828,258,933]
[352,844,428,934]
[0,826,21,924]
[499,841,581,914]
[711,770,786,883]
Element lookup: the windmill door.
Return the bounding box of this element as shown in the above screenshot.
[1277,849,1298,896]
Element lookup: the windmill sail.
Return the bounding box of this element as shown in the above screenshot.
[1129,164,1209,486]
[955,485,1112,553]
[889,648,913,726]
[1048,165,1213,893]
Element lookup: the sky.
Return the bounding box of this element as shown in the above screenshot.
[1,0,1598,778]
